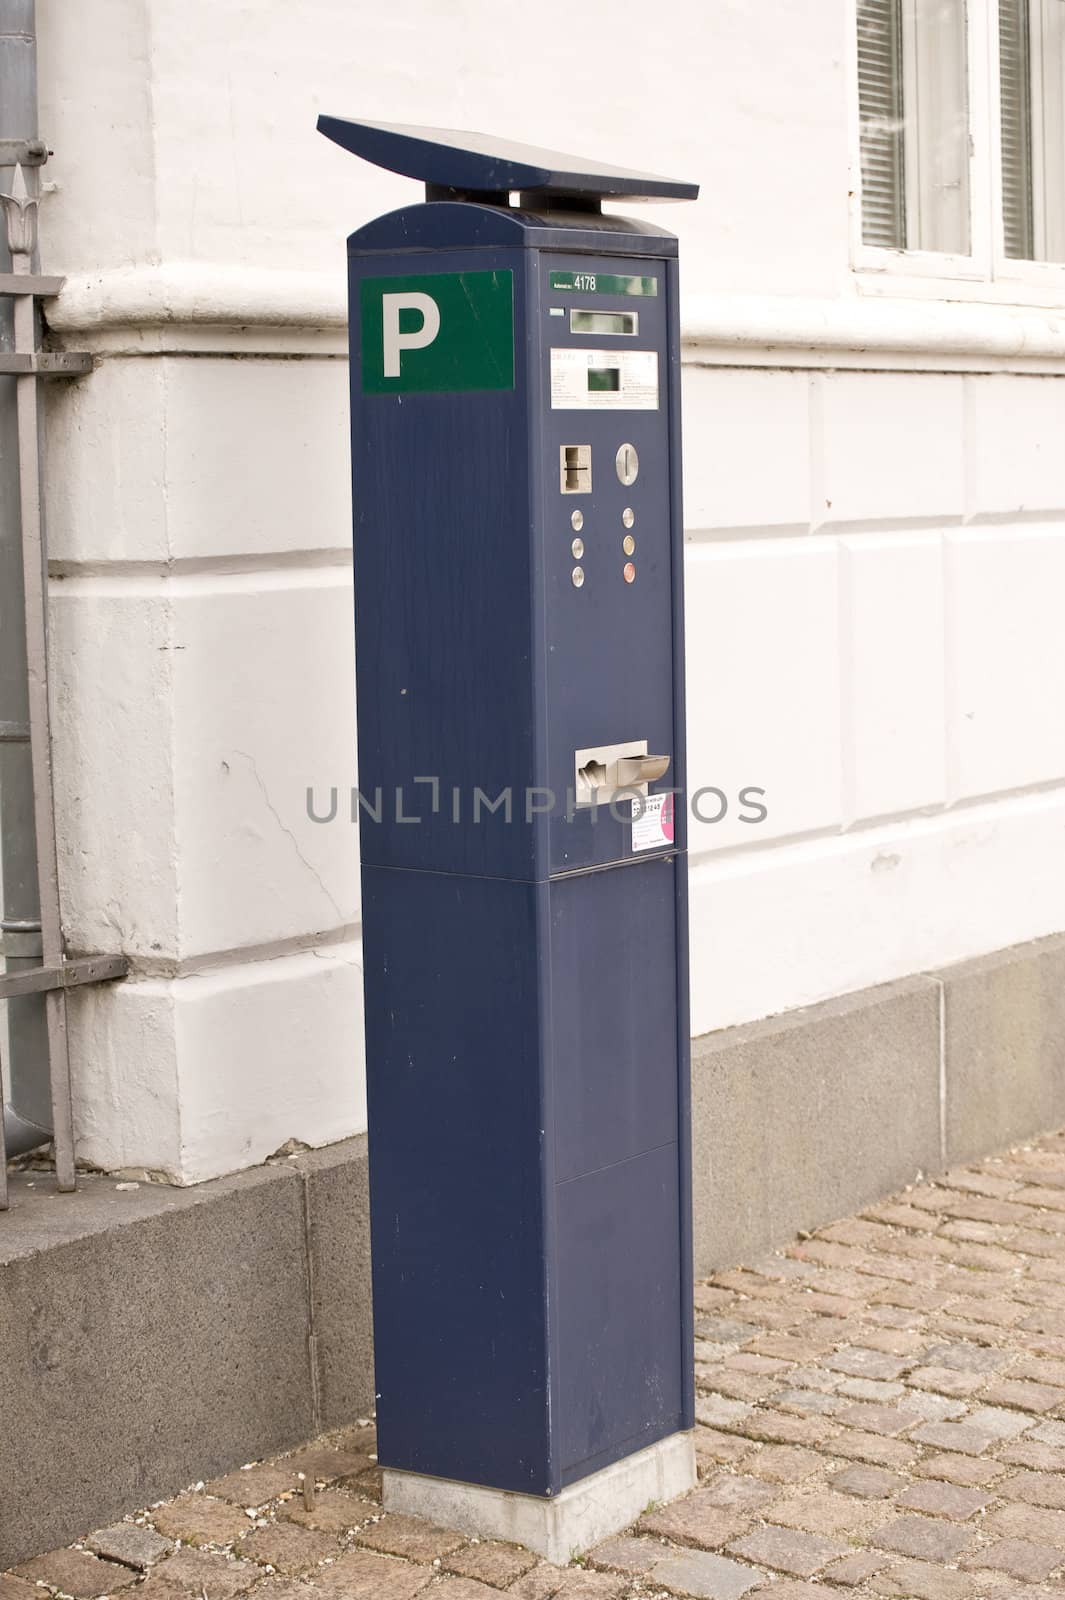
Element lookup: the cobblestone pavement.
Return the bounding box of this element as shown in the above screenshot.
[10,1131,1065,1600]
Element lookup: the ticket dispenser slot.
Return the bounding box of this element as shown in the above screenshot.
[574,740,671,808]
[318,112,698,1551]
[560,443,591,493]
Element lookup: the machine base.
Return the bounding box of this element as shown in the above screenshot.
[382,1430,696,1566]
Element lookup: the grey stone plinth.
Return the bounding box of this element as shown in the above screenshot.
[383,1431,696,1565]
[690,976,942,1273]
[942,934,1065,1165]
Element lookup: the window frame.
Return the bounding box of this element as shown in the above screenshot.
[847,0,1065,300]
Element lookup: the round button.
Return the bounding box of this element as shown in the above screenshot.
[616,443,639,486]
[623,534,636,556]
[570,509,584,532]
[572,565,585,588]
[622,507,635,528]
[623,562,636,584]
[571,537,585,559]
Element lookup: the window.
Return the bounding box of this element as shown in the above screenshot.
[999,0,1065,260]
[857,0,971,255]
[854,0,1065,280]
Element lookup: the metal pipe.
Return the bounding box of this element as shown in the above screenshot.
[0,0,50,1159]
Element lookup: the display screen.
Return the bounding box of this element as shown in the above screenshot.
[570,309,639,336]
[549,271,659,296]
[587,367,621,392]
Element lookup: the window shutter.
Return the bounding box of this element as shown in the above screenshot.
[1000,0,1035,257]
[858,0,906,248]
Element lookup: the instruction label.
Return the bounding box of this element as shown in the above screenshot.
[550,348,659,410]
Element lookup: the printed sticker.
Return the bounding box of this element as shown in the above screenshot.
[631,792,674,853]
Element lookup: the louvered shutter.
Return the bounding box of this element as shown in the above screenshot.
[1000,0,1035,257]
[858,0,906,247]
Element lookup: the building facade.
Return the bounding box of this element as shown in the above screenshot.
[32,0,1065,1225]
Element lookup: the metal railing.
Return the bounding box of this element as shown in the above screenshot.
[0,156,127,1206]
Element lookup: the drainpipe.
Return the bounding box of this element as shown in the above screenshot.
[0,0,51,1155]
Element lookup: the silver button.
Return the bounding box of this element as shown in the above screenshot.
[570,509,584,532]
[572,565,585,588]
[622,507,635,528]
[571,537,585,559]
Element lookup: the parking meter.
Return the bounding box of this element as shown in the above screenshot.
[319,117,698,1558]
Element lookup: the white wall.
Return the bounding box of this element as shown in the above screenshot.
[33,0,1065,1181]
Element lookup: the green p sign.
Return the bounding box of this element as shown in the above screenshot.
[360,270,514,394]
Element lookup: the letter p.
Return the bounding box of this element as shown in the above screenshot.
[382,292,440,378]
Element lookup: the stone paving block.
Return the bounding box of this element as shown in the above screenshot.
[11,1549,138,1597]
[340,1467,382,1503]
[0,1581,38,1600]
[151,1496,252,1547]
[693,1427,756,1468]
[697,1369,778,1403]
[1034,1420,1065,1445]
[912,1451,1004,1486]
[695,1285,738,1312]
[998,1471,1065,1509]
[824,1429,917,1468]
[505,1574,569,1600]
[831,1463,902,1498]
[443,1540,538,1586]
[356,1512,465,1562]
[696,1318,761,1344]
[283,1447,369,1485]
[726,1524,847,1577]
[1014,1354,1065,1385]
[999,1439,1065,1471]
[773,1388,844,1416]
[967,1407,1035,1440]
[234,1524,338,1574]
[746,1334,835,1363]
[637,1492,751,1551]
[548,1573,626,1598]
[429,1580,500,1600]
[868,1512,975,1562]
[744,1445,822,1483]
[312,1549,432,1599]
[896,1391,967,1424]
[132,1549,261,1600]
[586,1537,661,1576]
[205,1465,299,1507]
[821,1549,891,1587]
[908,1421,994,1455]
[651,1549,763,1599]
[695,1396,755,1431]
[278,1490,364,1533]
[866,1557,973,1598]
[744,1586,826,1600]
[959,1538,1064,1583]
[698,1474,776,1513]
[824,1348,909,1381]
[85,1526,174,1570]
[738,1411,838,1447]
[922,1340,1007,1373]
[984,1502,1065,1550]
[895,1479,993,1519]
[835,1373,905,1400]
[834,1401,922,1436]
[905,1365,987,1399]
[505,1569,571,1600]
[763,1489,872,1536]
